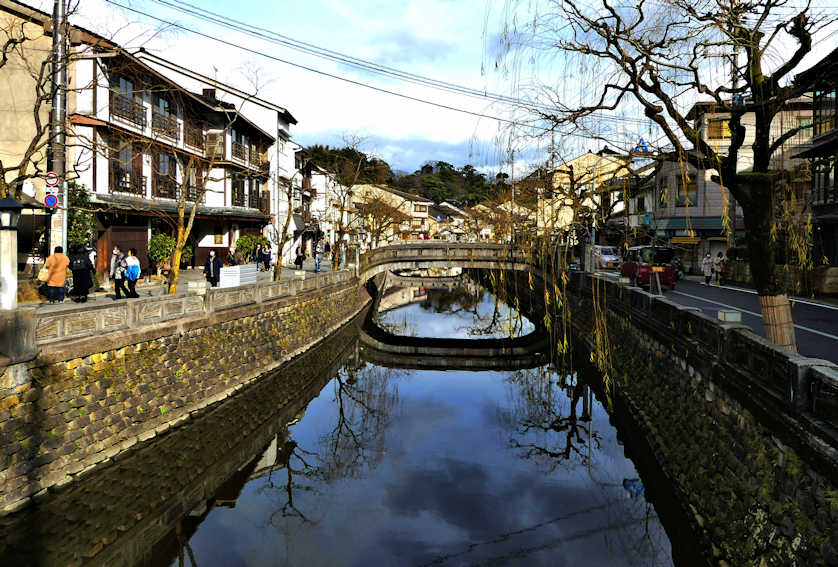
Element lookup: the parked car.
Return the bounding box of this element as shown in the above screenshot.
[620,246,677,290]
[592,245,622,270]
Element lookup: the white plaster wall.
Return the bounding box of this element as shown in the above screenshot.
[73,59,94,115]
[204,167,226,207]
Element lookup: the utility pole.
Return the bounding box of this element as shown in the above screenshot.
[50,0,68,253]
[728,0,740,248]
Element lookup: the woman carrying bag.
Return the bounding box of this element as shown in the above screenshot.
[123,248,142,298]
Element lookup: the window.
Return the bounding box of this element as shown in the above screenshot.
[110,76,146,127]
[206,132,224,158]
[231,128,248,161]
[153,152,177,199]
[814,158,836,204]
[676,175,697,207]
[231,174,246,206]
[635,196,646,212]
[110,136,144,195]
[707,118,731,140]
[151,93,178,139]
[797,117,813,138]
[814,89,837,136]
[414,204,428,213]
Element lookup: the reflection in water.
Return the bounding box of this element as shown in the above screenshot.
[377,276,534,339]
[0,283,678,567]
[170,283,672,566]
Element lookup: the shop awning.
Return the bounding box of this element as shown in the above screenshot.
[656,216,744,231]
[670,236,700,244]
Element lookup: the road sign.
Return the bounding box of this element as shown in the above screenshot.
[44,194,58,208]
[45,172,59,187]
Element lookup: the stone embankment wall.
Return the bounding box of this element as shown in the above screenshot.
[0,310,366,567]
[0,271,368,514]
[562,272,838,566]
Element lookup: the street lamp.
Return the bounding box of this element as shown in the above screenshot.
[0,197,23,310]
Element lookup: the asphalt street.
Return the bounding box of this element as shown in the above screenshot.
[637,276,838,362]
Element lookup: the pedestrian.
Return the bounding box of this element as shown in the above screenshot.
[262,244,272,271]
[44,245,70,304]
[69,247,94,303]
[325,241,331,261]
[294,246,306,270]
[314,241,323,272]
[226,245,243,266]
[110,244,129,300]
[337,243,345,269]
[713,251,725,285]
[204,249,222,287]
[124,248,142,298]
[701,253,713,285]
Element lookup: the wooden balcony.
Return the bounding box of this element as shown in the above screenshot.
[111,94,146,128]
[185,184,203,203]
[205,135,224,160]
[231,141,248,163]
[153,174,178,199]
[110,164,146,196]
[249,191,268,214]
[184,125,204,152]
[151,111,179,140]
[231,189,246,207]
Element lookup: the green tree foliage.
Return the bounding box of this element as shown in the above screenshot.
[392,161,501,205]
[305,144,393,186]
[67,182,96,251]
[148,233,176,268]
[235,234,269,262]
[147,233,193,269]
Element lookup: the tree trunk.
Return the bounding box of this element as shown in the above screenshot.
[739,174,797,352]
[168,224,185,295]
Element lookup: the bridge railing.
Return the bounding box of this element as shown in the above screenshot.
[28,270,356,348]
[360,242,528,276]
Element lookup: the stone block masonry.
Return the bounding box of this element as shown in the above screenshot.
[0,271,369,515]
[0,309,367,567]
[564,274,838,566]
[479,267,838,565]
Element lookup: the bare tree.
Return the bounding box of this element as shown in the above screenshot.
[308,135,389,267]
[499,0,830,350]
[354,194,410,248]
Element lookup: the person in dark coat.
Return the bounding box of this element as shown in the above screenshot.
[69,247,94,302]
[204,250,222,287]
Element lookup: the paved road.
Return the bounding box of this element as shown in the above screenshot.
[605,274,838,362]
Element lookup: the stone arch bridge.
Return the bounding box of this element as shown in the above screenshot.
[359,242,532,283]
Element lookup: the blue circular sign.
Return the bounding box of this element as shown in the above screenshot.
[44,194,58,208]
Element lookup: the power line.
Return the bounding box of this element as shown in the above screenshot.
[102,0,654,133]
[149,0,600,121]
[136,0,652,128]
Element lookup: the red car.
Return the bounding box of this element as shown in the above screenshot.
[620,246,677,290]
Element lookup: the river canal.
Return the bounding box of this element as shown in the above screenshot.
[0,280,677,566]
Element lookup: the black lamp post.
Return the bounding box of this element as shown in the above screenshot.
[0,197,23,230]
[0,197,23,310]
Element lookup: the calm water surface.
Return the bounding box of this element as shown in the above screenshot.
[172,285,674,566]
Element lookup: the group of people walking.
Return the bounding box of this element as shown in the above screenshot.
[294,240,342,272]
[701,252,726,286]
[110,245,142,299]
[43,238,347,305]
[41,243,141,305]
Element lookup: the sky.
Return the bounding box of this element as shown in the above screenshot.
[19,0,838,176]
[42,0,519,174]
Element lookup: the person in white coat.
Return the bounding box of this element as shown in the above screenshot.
[701,253,713,285]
